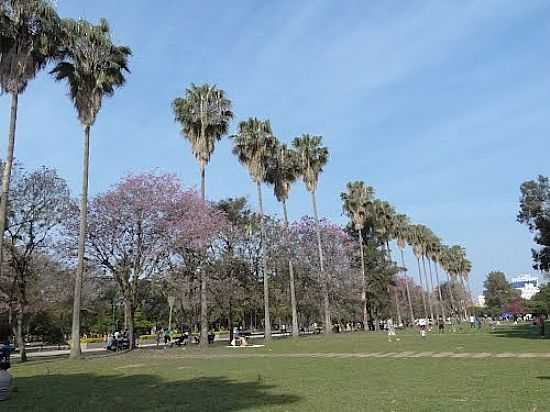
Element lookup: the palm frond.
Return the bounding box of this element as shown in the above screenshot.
[49,18,131,127]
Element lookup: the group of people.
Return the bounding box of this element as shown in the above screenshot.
[106,330,131,351]
[156,328,215,347]
[230,327,251,346]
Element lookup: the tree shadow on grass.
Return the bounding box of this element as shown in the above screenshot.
[491,324,547,340]
[3,374,301,412]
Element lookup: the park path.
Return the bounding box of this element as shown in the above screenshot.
[13,347,550,361]
[175,351,550,360]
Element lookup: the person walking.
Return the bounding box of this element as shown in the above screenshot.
[156,329,163,347]
[387,319,399,342]
[164,328,172,346]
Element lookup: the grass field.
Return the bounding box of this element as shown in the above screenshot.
[5,323,550,411]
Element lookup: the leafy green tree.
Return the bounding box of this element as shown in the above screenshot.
[293,134,330,334]
[0,0,62,285]
[265,142,301,337]
[341,181,374,329]
[483,271,516,316]
[232,118,277,341]
[51,18,131,357]
[517,175,550,272]
[172,83,233,347]
[528,285,550,315]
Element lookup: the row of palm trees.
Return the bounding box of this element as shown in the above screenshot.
[172,82,474,342]
[342,180,473,325]
[1,2,131,358]
[172,86,332,341]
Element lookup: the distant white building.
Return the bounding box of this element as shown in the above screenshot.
[510,274,540,300]
[477,295,486,306]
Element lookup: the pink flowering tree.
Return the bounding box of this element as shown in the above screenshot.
[67,172,224,348]
[289,217,353,327]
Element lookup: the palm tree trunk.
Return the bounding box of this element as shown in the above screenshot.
[311,190,331,335]
[282,199,298,337]
[71,124,90,359]
[0,93,19,280]
[198,159,208,348]
[16,301,26,362]
[257,181,271,342]
[446,271,456,314]
[199,160,206,201]
[386,242,402,326]
[358,228,368,330]
[400,248,415,323]
[466,277,473,307]
[427,259,440,319]
[422,256,434,321]
[199,265,208,348]
[460,274,469,319]
[416,257,428,318]
[434,262,446,320]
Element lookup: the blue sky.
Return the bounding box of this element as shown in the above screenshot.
[1,1,549,294]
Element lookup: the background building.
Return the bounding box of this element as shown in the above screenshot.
[510,274,540,300]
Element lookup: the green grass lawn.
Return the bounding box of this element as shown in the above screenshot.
[5,324,550,411]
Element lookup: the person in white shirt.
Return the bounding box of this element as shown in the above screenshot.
[418,318,427,337]
[387,319,399,342]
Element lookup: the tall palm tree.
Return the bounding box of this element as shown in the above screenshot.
[456,248,472,318]
[416,225,435,321]
[427,236,446,320]
[373,200,402,325]
[394,214,415,323]
[446,245,470,320]
[172,84,233,199]
[0,0,61,282]
[439,245,457,316]
[423,230,441,320]
[232,117,277,342]
[341,181,374,330]
[51,18,131,357]
[265,142,301,337]
[172,83,232,347]
[410,225,428,319]
[293,134,330,334]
